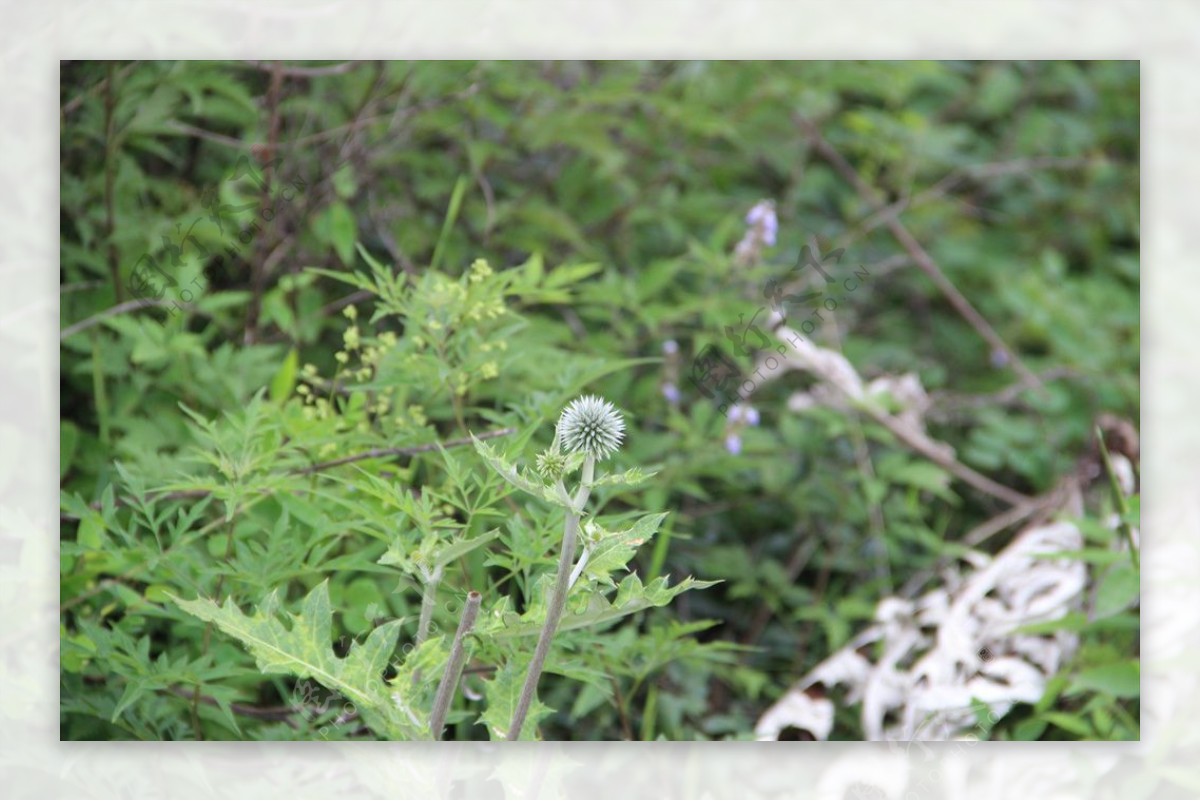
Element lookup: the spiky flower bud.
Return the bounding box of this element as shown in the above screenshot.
[535,449,569,480]
[557,395,625,460]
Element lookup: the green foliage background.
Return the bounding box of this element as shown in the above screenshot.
[60,60,1139,741]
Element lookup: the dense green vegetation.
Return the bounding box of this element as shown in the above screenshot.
[60,60,1139,741]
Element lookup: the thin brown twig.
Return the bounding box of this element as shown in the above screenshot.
[740,533,819,651]
[320,289,375,317]
[610,674,634,740]
[860,399,1030,507]
[928,367,1081,423]
[914,156,1095,207]
[61,280,107,295]
[901,478,1073,598]
[244,62,285,346]
[61,61,140,117]
[166,686,298,726]
[165,121,246,149]
[761,314,1031,507]
[826,157,1091,259]
[796,114,1042,390]
[961,489,1062,549]
[239,60,360,78]
[60,298,180,340]
[294,427,516,475]
[103,63,123,303]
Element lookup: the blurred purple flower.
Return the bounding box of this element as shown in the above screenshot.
[662,382,681,404]
[734,200,779,265]
[725,433,742,455]
[745,200,778,246]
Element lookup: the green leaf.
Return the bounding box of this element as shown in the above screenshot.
[111,677,149,723]
[1014,612,1089,635]
[1069,661,1140,699]
[326,202,357,267]
[379,528,500,575]
[1094,564,1139,619]
[589,466,658,489]
[1121,496,1140,529]
[60,420,80,479]
[488,574,718,639]
[269,347,299,404]
[478,661,552,741]
[332,163,358,199]
[888,461,956,502]
[430,175,468,272]
[77,514,105,550]
[544,261,602,289]
[431,528,501,569]
[1012,717,1048,740]
[582,513,667,588]
[1042,711,1094,738]
[472,435,558,504]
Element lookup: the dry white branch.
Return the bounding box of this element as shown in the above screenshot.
[756,519,1088,742]
[753,318,1029,505]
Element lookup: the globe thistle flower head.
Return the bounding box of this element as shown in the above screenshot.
[557,395,625,460]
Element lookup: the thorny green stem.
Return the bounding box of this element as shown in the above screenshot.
[508,454,595,740]
[429,591,481,739]
[416,565,444,646]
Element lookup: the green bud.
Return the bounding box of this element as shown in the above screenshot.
[535,449,569,480]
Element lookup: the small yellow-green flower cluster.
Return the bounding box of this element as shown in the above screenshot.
[466,297,506,323]
[468,258,493,283]
[299,362,331,422]
[390,404,428,430]
[293,256,513,432]
[407,405,427,426]
[296,308,411,428]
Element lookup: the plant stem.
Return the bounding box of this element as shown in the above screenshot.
[567,545,590,590]
[89,329,110,447]
[508,454,595,740]
[416,565,443,646]
[507,512,578,740]
[429,590,481,739]
[1095,425,1139,569]
[193,512,240,739]
[103,62,123,303]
